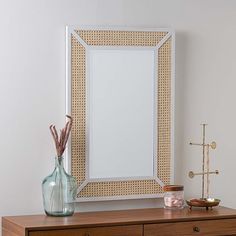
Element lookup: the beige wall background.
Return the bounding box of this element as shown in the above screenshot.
[1,0,236,234]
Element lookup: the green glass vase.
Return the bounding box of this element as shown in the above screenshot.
[42,156,77,216]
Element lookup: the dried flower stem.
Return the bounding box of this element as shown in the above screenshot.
[50,115,72,157]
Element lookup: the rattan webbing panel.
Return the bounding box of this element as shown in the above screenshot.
[79,180,162,197]
[71,36,86,186]
[69,28,174,201]
[157,38,172,185]
[77,30,167,46]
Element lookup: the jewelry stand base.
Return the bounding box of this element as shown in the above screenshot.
[186,198,220,210]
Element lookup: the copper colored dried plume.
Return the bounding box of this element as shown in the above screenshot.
[50,115,72,157]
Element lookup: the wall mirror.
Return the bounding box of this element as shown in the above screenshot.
[66,26,175,202]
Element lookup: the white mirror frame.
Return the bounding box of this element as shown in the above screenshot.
[66,26,175,202]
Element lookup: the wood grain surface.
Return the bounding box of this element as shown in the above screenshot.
[3,207,236,236]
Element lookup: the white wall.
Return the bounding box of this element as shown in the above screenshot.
[1,0,236,233]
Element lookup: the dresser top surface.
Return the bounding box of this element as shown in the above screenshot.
[3,207,236,230]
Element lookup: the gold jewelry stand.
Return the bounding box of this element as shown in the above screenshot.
[187,124,220,210]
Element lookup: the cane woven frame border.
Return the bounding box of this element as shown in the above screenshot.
[69,28,174,201]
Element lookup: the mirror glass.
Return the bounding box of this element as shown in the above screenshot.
[88,49,156,179]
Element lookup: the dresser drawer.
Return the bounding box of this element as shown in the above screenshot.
[144,219,236,236]
[29,225,142,236]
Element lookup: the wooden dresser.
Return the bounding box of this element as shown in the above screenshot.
[3,207,236,236]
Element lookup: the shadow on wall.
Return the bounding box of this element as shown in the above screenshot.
[76,198,164,212]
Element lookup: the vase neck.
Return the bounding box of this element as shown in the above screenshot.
[55,156,64,169]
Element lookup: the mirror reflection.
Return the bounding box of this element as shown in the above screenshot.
[88,49,156,179]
